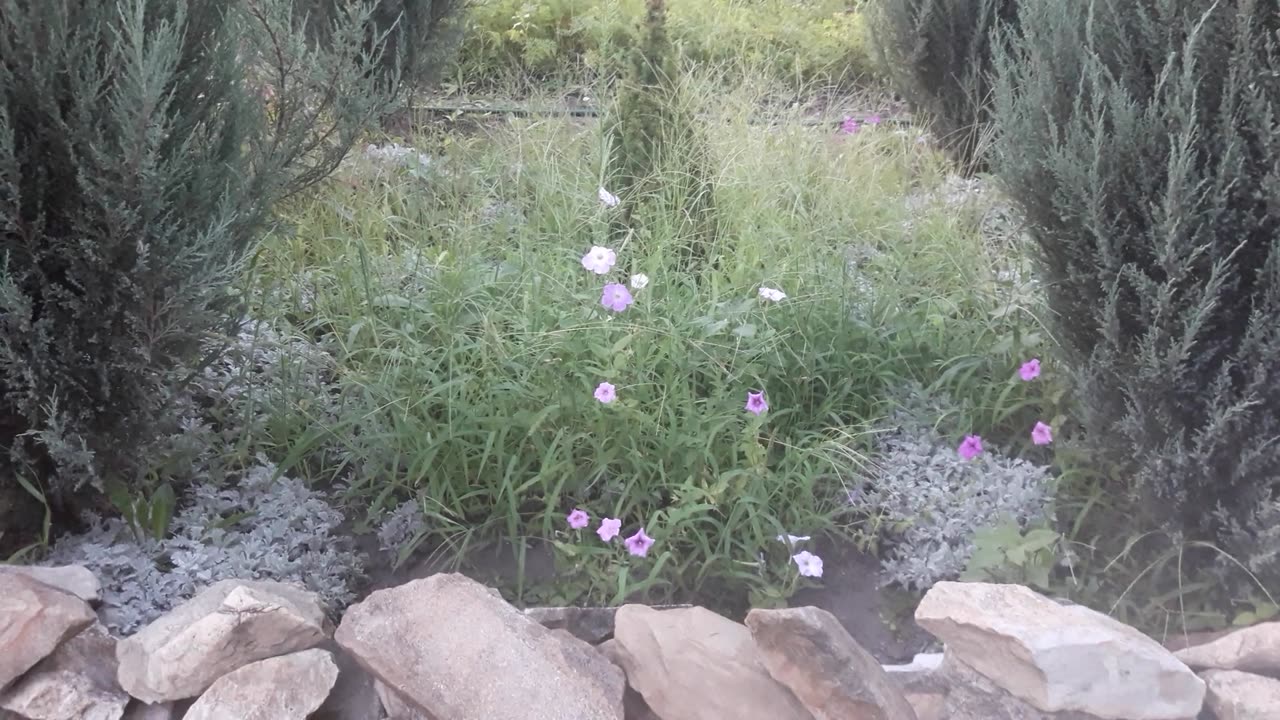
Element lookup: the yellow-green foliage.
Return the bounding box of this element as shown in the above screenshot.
[455,0,877,89]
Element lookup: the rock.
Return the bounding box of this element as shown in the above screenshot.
[120,702,178,720]
[1202,669,1280,720]
[0,565,101,605]
[597,640,661,720]
[335,573,624,720]
[523,604,693,645]
[524,606,618,644]
[915,582,1205,720]
[0,572,96,691]
[1175,622,1280,675]
[1160,629,1236,654]
[313,641,386,720]
[745,606,917,720]
[938,651,1097,720]
[116,579,327,703]
[0,623,128,720]
[184,648,339,720]
[610,604,813,720]
[882,654,946,720]
[375,680,429,720]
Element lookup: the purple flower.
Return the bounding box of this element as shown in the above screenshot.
[745,391,769,415]
[1031,421,1054,446]
[839,116,860,134]
[601,283,634,313]
[792,551,824,578]
[958,435,984,460]
[597,517,622,542]
[594,382,617,404]
[1019,358,1041,381]
[866,113,883,126]
[567,509,590,529]
[624,527,654,557]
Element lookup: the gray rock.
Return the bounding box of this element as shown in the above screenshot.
[0,623,128,720]
[116,579,328,703]
[0,565,101,605]
[610,604,814,720]
[746,606,916,720]
[915,582,1204,719]
[1202,669,1280,720]
[184,648,339,720]
[335,573,624,720]
[313,640,387,720]
[0,572,96,691]
[1176,622,1280,676]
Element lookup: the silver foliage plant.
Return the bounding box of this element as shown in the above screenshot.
[852,386,1055,591]
[44,458,363,635]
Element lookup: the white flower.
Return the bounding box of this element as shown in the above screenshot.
[758,287,787,302]
[776,533,811,547]
[598,186,620,208]
[792,550,824,578]
[630,273,650,290]
[581,246,617,275]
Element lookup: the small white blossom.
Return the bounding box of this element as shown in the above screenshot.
[792,551,824,578]
[776,533,811,547]
[630,273,649,290]
[598,186,620,208]
[758,287,787,302]
[581,246,617,275]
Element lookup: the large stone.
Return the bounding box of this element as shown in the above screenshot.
[0,565,101,605]
[1175,622,1280,675]
[610,604,814,720]
[883,654,946,720]
[375,680,430,720]
[1202,670,1280,720]
[313,641,387,720]
[116,579,327,703]
[915,582,1204,720]
[0,572,96,691]
[335,573,624,720]
[0,623,129,720]
[184,648,339,720]
[746,606,916,720]
[524,606,618,644]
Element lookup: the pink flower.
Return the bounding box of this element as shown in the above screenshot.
[745,391,769,415]
[839,116,860,134]
[792,551,823,578]
[601,283,633,313]
[581,246,617,274]
[1031,421,1054,446]
[958,435,984,460]
[624,527,654,557]
[866,114,883,125]
[1019,358,1041,381]
[594,382,617,404]
[566,509,589,529]
[597,517,622,542]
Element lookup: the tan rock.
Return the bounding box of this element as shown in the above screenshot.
[375,680,432,720]
[1175,622,1280,675]
[0,572,96,691]
[116,579,327,703]
[610,604,813,720]
[1202,669,1280,720]
[335,573,623,720]
[0,565,101,605]
[746,606,916,720]
[915,582,1204,720]
[0,623,128,720]
[313,640,387,720]
[938,651,1098,720]
[184,648,339,720]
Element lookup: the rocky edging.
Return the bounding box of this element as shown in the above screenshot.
[1,563,1277,720]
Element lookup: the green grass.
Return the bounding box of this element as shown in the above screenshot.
[243,71,1042,610]
[447,0,879,93]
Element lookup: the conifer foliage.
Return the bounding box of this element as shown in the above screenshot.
[870,0,1018,173]
[0,0,396,506]
[992,0,1280,584]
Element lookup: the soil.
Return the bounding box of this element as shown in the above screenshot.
[353,529,935,664]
